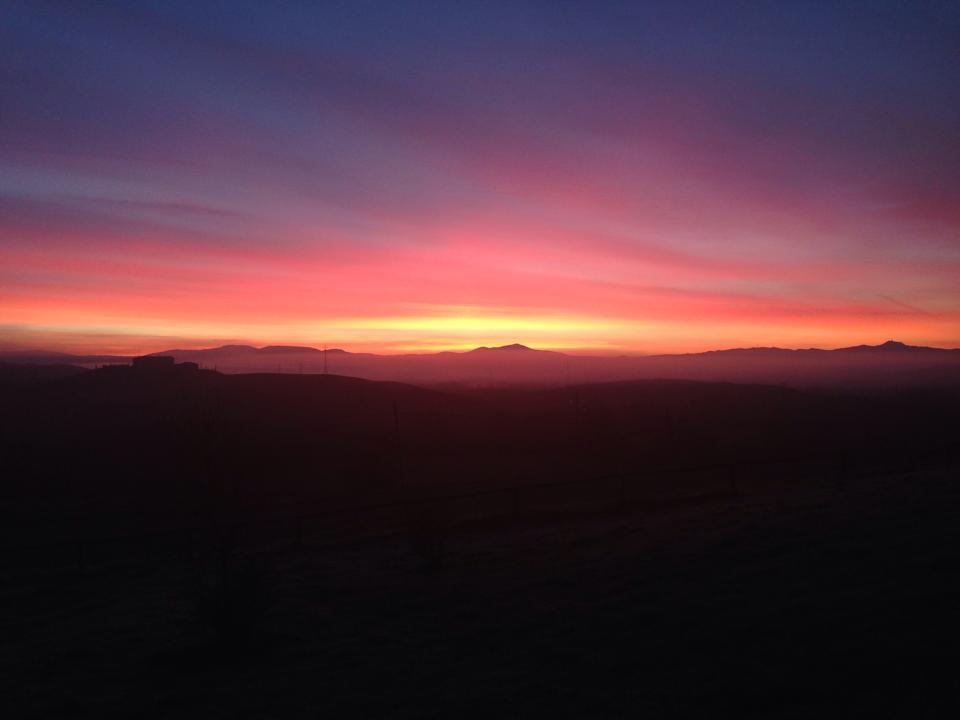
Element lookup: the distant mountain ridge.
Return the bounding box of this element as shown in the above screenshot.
[4,340,952,361]
[834,340,945,353]
[2,341,958,390]
[675,340,950,357]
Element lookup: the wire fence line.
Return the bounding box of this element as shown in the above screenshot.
[2,442,956,572]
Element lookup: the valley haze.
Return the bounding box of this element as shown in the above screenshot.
[4,339,959,390]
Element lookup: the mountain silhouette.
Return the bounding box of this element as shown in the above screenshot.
[3,341,958,390]
[835,340,943,353]
[258,345,324,354]
[469,343,536,352]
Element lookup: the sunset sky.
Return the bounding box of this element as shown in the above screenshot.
[2,1,959,355]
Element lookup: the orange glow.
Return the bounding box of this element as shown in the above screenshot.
[4,3,960,358]
[4,134,960,356]
[3,225,960,356]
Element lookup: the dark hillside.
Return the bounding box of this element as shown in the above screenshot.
[3,367,956,547]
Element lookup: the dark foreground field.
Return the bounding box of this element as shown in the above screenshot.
[3,461,960,718]
[2,365,959,717]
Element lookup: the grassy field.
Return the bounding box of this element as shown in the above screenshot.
[4,459,959,718]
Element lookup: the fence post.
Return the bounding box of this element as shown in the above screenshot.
[728,465,738,494]
[620,476,626,506]
[295,516,304,547]
[513,486,520,515]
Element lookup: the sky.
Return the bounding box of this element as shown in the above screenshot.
[2,0,959,355]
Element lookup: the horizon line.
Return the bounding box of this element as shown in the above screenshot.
[3,338,959,359]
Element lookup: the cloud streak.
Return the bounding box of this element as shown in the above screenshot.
[2,1,959,353]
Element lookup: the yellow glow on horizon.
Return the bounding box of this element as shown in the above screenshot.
[3,304,959,356]
[325,313,634,338]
